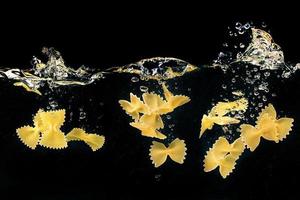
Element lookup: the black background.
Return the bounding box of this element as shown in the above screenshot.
[0,2,300,200]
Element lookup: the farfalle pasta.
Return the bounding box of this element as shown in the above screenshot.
[240,104,294,151]
[119,82,190,139]
[149,138,187,167]
[17,109,105,151]
[17,109,67,149]
[203,137,245,178]
[66,128,105,151]
[200,98,248,138]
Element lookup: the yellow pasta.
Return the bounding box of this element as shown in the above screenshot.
[17,109,67,150]
[66,128,105,151]
[13,82,42,96]
[200,98,248,138]
[142,93,170,115]
[149,138,187,167]
[240,104,294,151]
[161,82,190,112]
[16,109,44,149]
[38,109,68,149]
[130,114,166,139]
[119,93,149,121]
[119,83,191,140]
[204,137,245,178]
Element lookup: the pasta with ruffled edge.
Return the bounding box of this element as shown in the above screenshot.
[240,104,294,151]
[203,137,245,178]
[66,128,105,151]
[17,109,68,149]
[149,138,187,167]
[200,98,248,138]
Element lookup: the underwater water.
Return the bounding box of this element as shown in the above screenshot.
[1,9,300,200]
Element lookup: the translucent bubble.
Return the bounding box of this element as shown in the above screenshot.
[131,76,139,82]
[244,23,251,29]
[264,71,270,77]
[231,78,236,83]
[222,84,227,89]
[235,22,243,30]
[79,111,86,120]
[166,115,172,120]
[262,96,267,102]
[239,43,245,48]
[140,86,148,92]
[238,29,245,35]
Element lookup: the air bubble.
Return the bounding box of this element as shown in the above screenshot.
[131,77,139,82]
[140,86,148,92]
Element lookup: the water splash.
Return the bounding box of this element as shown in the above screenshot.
[0,47,198,95]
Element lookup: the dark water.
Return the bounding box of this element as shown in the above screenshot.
[1,5,300,200]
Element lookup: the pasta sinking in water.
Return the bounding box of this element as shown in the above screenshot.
[200,98,248,138]
[119,93,149,121]
[130,114,166,139]
[66,128,105,151]
[119,82,190,139]
[17,109,105,151]
[17,109,67,149]
[161,82,191,113]
[204,137,245,178]
[240,104,294,151]
[16,109,44,149]
[149,138,187,167]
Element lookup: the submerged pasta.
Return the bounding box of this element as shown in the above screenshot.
[17,109,68,149]
[119,93,149,121]
[130,114,166,139]
[200,98,248,138]
[203,137,245,178]
[66,128,105,151]
[149,138,187,167]
[119,82,190,139]
[17,109,105,151]
[161,82,191,113]
[240,104,294,151]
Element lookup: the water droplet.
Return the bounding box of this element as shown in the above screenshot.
[264,71,270,77]
[244,23,251,29]
[262,96,267,102]
[166,115,172,120]
[231,78,236,83]
[222,84,227,89]
[79,111,86,120]
[131,76,139,82]
[235,22,243,30]
[140,86,148,93]
[239,43,245,48]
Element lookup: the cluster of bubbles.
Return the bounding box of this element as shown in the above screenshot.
[209,22,300,140]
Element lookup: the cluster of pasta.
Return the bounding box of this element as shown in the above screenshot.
[119,82,190,167]
[201,102,294,178]
[16,109,105,151]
